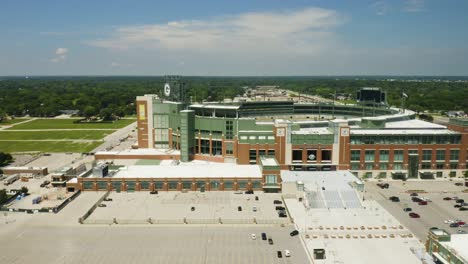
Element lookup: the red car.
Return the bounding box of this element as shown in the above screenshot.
[409,212,420,218]
[418,201,428,205]
[443,197,452,201]
[458,221,466,226]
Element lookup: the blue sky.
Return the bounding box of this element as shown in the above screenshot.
[1,0,467,76]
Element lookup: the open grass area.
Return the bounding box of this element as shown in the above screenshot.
[9,118,136,130]
[0,130,111,140]
[0,141,102,153]
[0,118,30,126]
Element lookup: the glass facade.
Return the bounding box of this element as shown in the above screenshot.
[422,150,432,161]
[266,175,277,185]
[449,149,459,161]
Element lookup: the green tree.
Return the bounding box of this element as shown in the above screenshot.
[0,189,8,204]
[83,106,97,118]
[20,186,28,195]
[0,152,13,166]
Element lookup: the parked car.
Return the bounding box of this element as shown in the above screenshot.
[410,193,418,196]
[443,197,452,201]
[290,230,299,236]
[454,204,462,208]
[261,233,267,240]
[409,212,420,218]
[150,191,158,194]
[278,212,287,218]
[255,196,259,201]
[450,223,460,228]
[268,238,273,245]
[412,197,423,202]
[277,251,282,258]
[252,206,257,212]
[459,207,468,211]
[457,221,466,226]
[98,204,106,207]
[377,183,389,189]
[238,206,242,211]
[251,234,256,240]
[104,198,113,201]
[284,250,291,257]
[418,201,428,205]
[245,190,254,194]
[455,182,463,186]
[275,206,285,211]
[403,208,412,212]
[458,230,467,234]
[445,220,456,224]
[430,227,439,230]
[389,196,400,202]
[191,206,195,211]
[456,199,465,204]
[273,200,283,204]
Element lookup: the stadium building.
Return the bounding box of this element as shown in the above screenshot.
[87,84,468,193]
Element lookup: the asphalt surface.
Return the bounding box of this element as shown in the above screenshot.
[365,180,468,241]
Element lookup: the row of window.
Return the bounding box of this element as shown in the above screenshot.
[350,134,461,145]
[83,180,264,190]
[351,149,462,162]
[350,162,459,170]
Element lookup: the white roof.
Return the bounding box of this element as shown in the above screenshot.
[190,104,240,110]
[112,164,262,179]
[440,234,468,262]
[95,148,180,156]
[260,157,278,166]
[385,119,446,129]
[281,170,362,191]
[351,129,458,135]
[3,166,46,170]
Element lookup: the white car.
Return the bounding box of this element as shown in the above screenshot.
[284,250,291,257]
[251,234,256,240]
[252,206,257,212]
[445,220,455,224]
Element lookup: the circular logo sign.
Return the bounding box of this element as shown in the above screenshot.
[308,154,316,160]
[164,83,171,96]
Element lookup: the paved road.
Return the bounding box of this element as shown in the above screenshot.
[365,181,468,241]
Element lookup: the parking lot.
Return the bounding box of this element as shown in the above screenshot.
[365,180,468,240]
[87,192,290,224]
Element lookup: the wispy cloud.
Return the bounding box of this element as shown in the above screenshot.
[50,48,69,62]
[86,7,342,56]
[402,0,426,12]
[371,1,392,15]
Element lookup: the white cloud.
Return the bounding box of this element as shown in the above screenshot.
[371,1,392,15]
[86,7,342,56]
[402,0,426,12]
[51,47,69,62]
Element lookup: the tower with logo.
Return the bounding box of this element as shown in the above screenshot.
[163,75,188,104]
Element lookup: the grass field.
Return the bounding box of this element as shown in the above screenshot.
[9,118,136,130]
[0,141,102,153]
[0,118,30,126]
[0,130,111,140]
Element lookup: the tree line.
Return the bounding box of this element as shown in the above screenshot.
[0,77,467,120]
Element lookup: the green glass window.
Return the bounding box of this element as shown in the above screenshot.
[266,175,277,185]
[168,181,178,190]
[83,181,94,190]
[379,150,389,161]
[365,150,375,162]
[97,181,107,190]
[237,180,248,189]
[140,181,150,190]
[196,181,205,189]
[351,150,361,161]
[210,180,220,190]
[182,181,192,190]
[393,150,404,162]
[421,163,431,169]
[422,150,432,161]
[155,181,164,190]
[436,149,445,161]
[365,163,373,170]
[449,149,459,161]
[351,163,360,170]
[252,180,262,189]
[224,180,233,190]
[380,163,387,170]
[393,163,403,170]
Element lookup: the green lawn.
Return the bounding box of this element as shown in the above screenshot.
[0,118,30,126]
[0,130,111,140]
[9,118,136,130]
[0,141,102,153]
